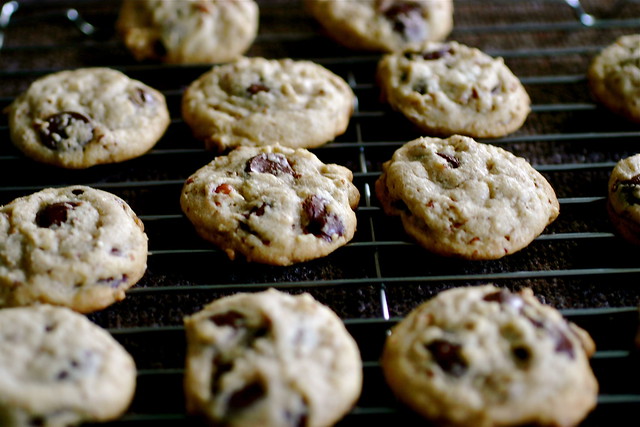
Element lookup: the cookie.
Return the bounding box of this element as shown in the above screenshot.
[116,0,259,64]
[375,135,559,259]
[0,304,136,426]
[377,41,531,138]
[0,186,148,313]
[305,0,453,52]
[588,34,640,124]
[180,144,360,265]
[183,288,362,427]
[381,285,598,427]
[5,67,169,169]
[607,153,640,245]
[181,57,355,152]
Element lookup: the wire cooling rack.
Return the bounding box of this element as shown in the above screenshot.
[1,0,640,425]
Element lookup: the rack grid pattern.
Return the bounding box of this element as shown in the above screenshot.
[1,1,640,425]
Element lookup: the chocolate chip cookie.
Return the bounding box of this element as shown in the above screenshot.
[306,0,453,52]
[116,0,259,64]
[0,186,148,313]
[184,288,362,427]
[0,304,136,426]
[607,153,640,245]
[588,34,640,124]
[181,144,359,265]
[375,135,559,259]
[377,41,531,138]
[181,57,355,152]
[381,285,598,427]
[5,67,169,169]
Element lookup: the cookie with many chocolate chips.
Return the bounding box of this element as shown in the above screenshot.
[116,0,258,64]
[377,40,531,138]
[183,289,362,427]
[305,0,453,52]
[181,57,355,152]
[381,285,598,427]
[607,153,640,245]
[588,34,640,124]
[5,67,169,169]
[0,304,136,426]
[0,186,148,313]
[180,144,360,265]
[375,135,559,259]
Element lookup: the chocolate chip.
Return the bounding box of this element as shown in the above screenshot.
[129,87,156,107]
[35,201,80,228]
[97,275,128,288]
[511,345,532,366]
[615,174,640,205]
[425,339,467,377]
[210,311,246,328]
[302,195,344,241]
[483,289,524,311]
[71,189,84,195]
[551,327,576,359]
[421,45,454,60]
[228,380,265,410]
[37,112,93,150]
[436,152,460,168]
[245,153,298,177]
[381,2,425,41]
[247,83,270,95]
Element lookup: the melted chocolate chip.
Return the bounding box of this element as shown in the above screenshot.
[35,201,80,228]
[71,189,84,195]
[245,153,298,177]
[425,339,467,376]
[37,112,93,150]
[228,380,265,410]
[511,345,532,366]
[551,327,576,359]
[615,174,640,205]
[129,87,156,107]
[483,289,524,311]
[421,45,454,60]
[381,2,424,41]
[97,275,129,288]
[210,311,246,328]
[302,195,345,241]
[436,152,460,168]
[247,83,270,95]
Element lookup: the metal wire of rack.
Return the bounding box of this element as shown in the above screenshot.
[1,0,640,425]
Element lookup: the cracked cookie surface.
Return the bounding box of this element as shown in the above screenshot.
[183,289,362,427]
[0,304,136,427]
[588,34,640,124]
[306,0,453,52]
[5,67,169,169]
[377,41,530,138]
[180,144,359,265]
[181,57,355,151]
[0,186,148,313]
[375,135,559,259]
[381,285,598,427]
[116,0,258,64]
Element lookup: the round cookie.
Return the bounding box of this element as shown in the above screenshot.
[305,0,453,52]
[181,57,355,152]
[116,0,259,64]
[0,186,148,313]
[381,285,598,427]
[588,34,640,123]
[183,288,363,427]
[377,41,531,138]
[5,67,169,169]
[180,144,360,265]
[375,135,559,260]
[0,304,136,426]
[607,153,640,245]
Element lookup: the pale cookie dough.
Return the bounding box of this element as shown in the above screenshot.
[375,135,559,259]
[5,67,169,169]
[588,34,640,123]
[0,304,136,427]
[607,153,640,245]
[377,41,531,138]
[116,0,259,64]
[184,289,362,427]
[180,144,360,265]
[181,57,355,151]
[381,285,598,427]
[305,0,453,52]
[0,186,148,313]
